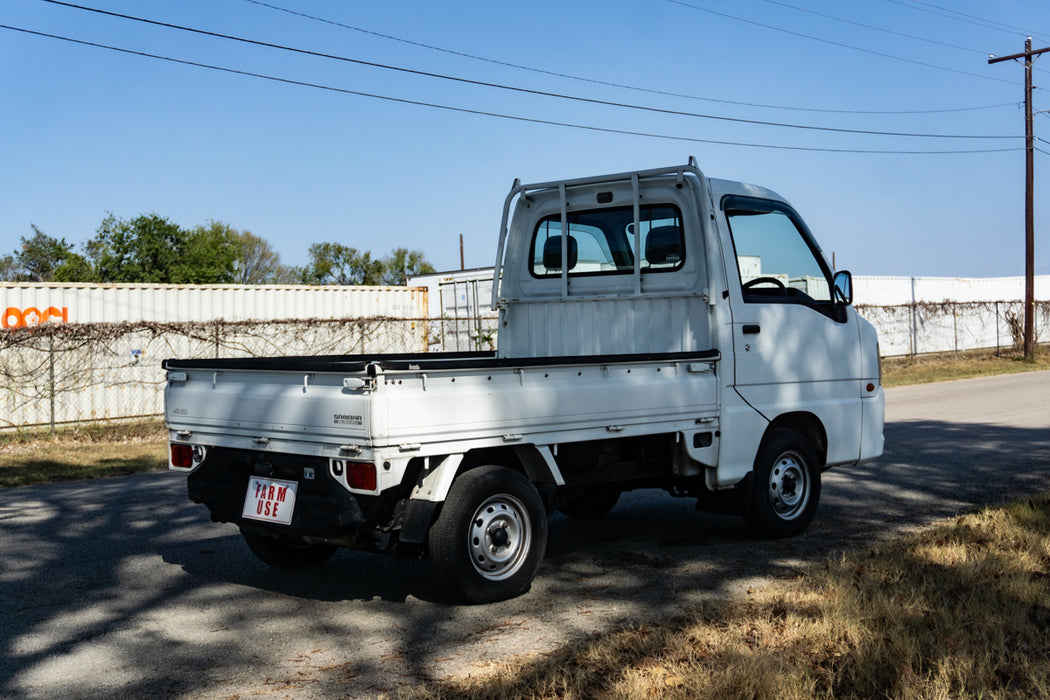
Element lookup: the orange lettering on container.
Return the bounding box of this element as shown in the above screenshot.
[2,308,21,329]
[1,306,69,329]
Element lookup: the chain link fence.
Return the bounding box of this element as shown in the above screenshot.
[424,314,500,352]
[857,300,1050,357]
[0,317,436,432]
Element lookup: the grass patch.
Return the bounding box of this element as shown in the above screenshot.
[397,494,1050,700]
[0,419,167,488]
[881,347,1050,387]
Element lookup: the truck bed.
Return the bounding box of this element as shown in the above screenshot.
[163,349,721,460]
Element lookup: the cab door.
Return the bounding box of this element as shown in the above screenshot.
[721,195,863,466]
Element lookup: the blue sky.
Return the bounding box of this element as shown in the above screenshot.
[2,0,1049,278]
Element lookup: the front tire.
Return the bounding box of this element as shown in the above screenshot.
[744,428,821,539]
[428,465,548,604]
[241,530,338,569]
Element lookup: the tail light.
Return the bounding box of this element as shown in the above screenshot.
[330,459,378,491]
[170,443,194,470]
[347,462,377,491]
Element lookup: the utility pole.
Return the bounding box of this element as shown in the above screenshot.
[990,38,1049,361]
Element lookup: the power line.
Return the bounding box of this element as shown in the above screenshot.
[242,0,1010,116]
[0,23,1022,156]
[666,0,1015,85]
[883,0,1050,44]
[760,0,987,55]
[34,0,1019,141]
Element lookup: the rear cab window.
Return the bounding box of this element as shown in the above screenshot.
[529,204,685,278]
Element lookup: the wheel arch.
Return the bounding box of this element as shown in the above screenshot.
[462,444,562,485]
[400,444,560,545]
[763,411,827,467]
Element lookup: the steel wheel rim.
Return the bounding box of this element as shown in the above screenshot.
[468,494,532,581]
[768,451,809,520]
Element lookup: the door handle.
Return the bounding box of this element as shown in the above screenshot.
[742,324,761,335]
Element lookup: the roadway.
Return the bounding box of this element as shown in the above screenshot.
[1,371,1048,698]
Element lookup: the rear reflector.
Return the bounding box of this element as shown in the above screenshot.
[170,443,194,469]
[347,462,377,491]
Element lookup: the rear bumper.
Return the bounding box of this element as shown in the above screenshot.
[186,447,368,539]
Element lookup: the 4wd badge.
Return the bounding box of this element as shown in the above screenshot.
[333,413,363,426]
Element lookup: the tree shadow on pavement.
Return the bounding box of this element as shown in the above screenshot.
[1,418,1047,698]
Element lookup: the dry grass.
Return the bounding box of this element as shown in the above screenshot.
[398,494,1050,700]
[882,347,1050,387]
[0,419,168,488]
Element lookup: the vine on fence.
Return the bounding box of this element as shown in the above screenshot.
[2,302,1047,430]
[0,316,436,430]
[855,300,1049,355]
[855,298,1050,320]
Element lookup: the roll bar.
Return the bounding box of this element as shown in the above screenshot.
[490,157,708,309]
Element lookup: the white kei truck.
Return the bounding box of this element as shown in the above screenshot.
[165,159,884,603]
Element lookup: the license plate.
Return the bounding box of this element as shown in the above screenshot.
[242,476,298,525]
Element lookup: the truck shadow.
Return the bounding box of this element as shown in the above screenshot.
[158,501,747,606]
[162,415,1050,609]
[163,532,445,604]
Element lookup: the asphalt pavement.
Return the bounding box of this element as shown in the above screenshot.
[2,371,1048,698]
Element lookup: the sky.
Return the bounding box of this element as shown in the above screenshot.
[2,0,1049,279]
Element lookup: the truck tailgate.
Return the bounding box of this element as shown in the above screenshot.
[165,367,373,453]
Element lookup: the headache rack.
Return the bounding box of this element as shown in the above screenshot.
[490,157,712,309]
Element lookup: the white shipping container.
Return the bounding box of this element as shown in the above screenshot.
[0,283,431,429]
[0,282,428,328]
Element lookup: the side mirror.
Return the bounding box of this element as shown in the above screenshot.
[833,270,853,305]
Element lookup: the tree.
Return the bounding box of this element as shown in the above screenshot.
[0,254,18,282]
[8,225,93,282]
[296,243,435,286]
[380,247,436,286]
[229,228,295,284]
[86,214,237,284]
[185,221,240,284]
[296,243,385,285]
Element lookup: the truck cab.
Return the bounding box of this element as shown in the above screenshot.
[492,159,883,493]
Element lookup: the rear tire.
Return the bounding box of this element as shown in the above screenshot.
[744,428,821,539]
[241,530,338,569]
[428,465,547,604]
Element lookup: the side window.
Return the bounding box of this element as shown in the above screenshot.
[530,204,685,278]
[724,197,831,303]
